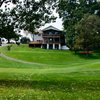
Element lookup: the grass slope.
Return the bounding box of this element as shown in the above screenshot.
[0,44,100,100]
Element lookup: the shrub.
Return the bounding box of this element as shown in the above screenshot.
[20,37,30,44]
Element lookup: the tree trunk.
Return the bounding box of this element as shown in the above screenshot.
[7,39,10,44]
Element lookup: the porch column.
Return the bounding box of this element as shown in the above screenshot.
[59,44,61,49]
[47,44,49,49]
[53,44,55,49]
[41,45,43,48]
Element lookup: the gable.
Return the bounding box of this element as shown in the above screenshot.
[42,26,61,32]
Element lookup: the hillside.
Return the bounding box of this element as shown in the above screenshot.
[0,44,100,100]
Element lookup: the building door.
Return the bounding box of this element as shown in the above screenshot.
[55,44,59,49]
[49,44,53,49]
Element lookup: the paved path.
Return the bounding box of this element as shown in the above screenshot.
[0,53,45,66]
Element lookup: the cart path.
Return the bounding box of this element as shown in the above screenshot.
[0,53,45,66]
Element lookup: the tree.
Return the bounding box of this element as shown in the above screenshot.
[0,11,19,43]
[2,25,19,43]
[0,0,57,44]
[74,14,100,51]
[13,0,57,33]
[0,0,18,8]
[20,37,30,44]
[56,0,100,49]
[0,0,57,35]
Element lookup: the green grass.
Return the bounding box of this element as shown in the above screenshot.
[0,44,100,100]
[1,44,100,65]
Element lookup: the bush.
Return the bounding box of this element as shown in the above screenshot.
[79,51,93,54]
[7,45,12,51]
[20,37,30,44]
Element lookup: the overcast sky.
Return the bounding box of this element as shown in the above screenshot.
[40,16,63,30]
[40,6,63,30]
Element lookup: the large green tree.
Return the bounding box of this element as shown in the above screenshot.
[74,14,100,51]
[56,0,100,49]
[12,0,57,32]
[0,11,19,43]
[0,0,56,39]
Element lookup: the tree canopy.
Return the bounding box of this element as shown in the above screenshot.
[56,0,100,50]
[0,0,100,51]
[0,0,57,39]
[74,14,100,51]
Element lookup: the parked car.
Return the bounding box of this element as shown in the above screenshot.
[1,38,8,44]
[10,40,16,44]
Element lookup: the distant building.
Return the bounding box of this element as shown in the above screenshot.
[33,33,43,43]
[29,26,69,50]
[42,26,66,49]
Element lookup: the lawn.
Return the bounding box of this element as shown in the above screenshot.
[0,44,100,100]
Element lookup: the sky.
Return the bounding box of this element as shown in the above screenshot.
[40,6,63,30]
[35,0,63,30]
[40,16,63,30]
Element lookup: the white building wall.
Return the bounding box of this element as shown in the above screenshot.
[33,34,43,42]
[19,30,43,42]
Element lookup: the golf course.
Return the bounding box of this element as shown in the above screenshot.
[0,44,100,100]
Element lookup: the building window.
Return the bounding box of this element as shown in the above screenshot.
[55,38,59,42]
[38,34,41,36]
[49,32,52,35]
[55,32,58,34]
[49,38,53,41]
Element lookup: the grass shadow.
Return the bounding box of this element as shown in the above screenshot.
[0,80,100,92]
[73,51,100,59]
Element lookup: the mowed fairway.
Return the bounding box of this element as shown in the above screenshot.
[0,44,100,100]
